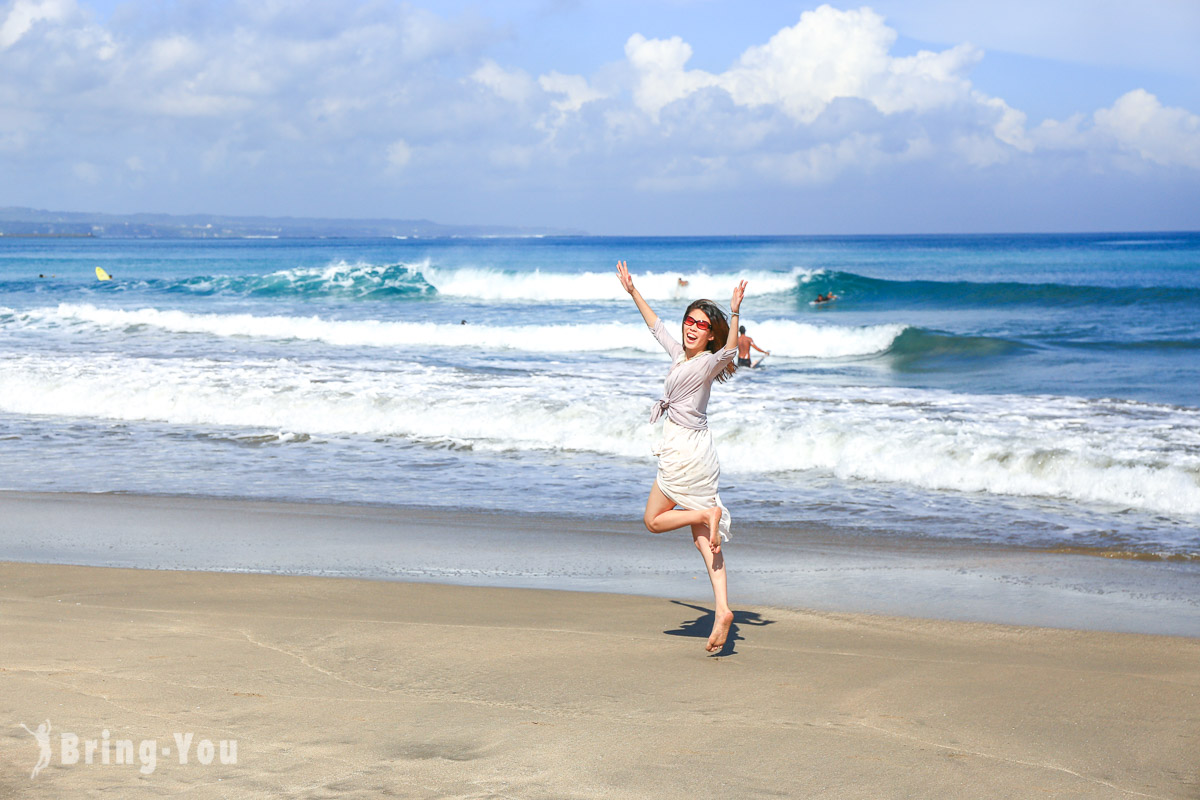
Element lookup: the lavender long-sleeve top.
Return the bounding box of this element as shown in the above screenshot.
[648,318,737,430]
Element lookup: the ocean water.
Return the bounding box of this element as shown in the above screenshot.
[1,233,1198,561]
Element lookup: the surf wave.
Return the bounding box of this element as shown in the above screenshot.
[798,269,1200,308]
[98,260,810,303]
[77,258,1200,311]
[884,327,1030,364]
[159,260,436,299]
[1,355,1197,523]
[3,304,910,358]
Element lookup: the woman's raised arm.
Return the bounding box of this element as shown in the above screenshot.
[725,280,747,351]
[616,261,658,328]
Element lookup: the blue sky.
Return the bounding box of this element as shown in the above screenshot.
[2,0,1198,234]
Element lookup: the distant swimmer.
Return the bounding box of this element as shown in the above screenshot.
[814,292,837,304]
[736,325,769,368]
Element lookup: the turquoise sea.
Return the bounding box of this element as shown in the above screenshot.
[1,232,1198,560]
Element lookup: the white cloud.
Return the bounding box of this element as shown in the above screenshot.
[984,96,1031,152]
[1026,90,1200,170]
[538,71,605,113]
[0,0,70,48]
[1093,89,1200,169]
[624,33,717,120]
[1030,114,1088,151]
[560,5,1199,183]
[624,6,986,124]
[144,35,202,73]
[724,6,969,120]
[0,0,506,172]
[876,43,980,115]
[572,3,1050,187]
[605,3,1039,172]
[472,59,536,104]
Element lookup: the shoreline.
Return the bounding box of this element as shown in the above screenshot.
[2,560,1197,798]
[4,485,1196,562]
[1,490,1196,638]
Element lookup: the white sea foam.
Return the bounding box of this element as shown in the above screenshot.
[2,304,908,358]
[712,386,1200,518]
[0,352,1197,518]
[746,319,907,358]
[422,266,812,301]
[0,354,651,459]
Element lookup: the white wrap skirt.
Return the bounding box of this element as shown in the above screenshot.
[654,418,731,542]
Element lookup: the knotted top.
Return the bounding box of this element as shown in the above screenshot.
[649,398,671,424]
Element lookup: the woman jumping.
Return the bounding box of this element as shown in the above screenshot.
[617,260,745,653]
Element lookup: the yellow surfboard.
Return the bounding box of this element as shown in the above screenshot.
[95,267,112,281]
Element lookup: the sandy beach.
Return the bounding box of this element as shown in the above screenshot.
[0,494,1196,798]
[0,560,1197,798]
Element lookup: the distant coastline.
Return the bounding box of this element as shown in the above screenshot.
[0,206,585,239]
[0,231,95,238]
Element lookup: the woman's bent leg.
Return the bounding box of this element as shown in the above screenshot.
[691,523,734,652]
[643,483,723,552]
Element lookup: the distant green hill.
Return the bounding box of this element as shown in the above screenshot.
[0,207,584,239]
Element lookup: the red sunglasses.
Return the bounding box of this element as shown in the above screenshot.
[683,315,712,331]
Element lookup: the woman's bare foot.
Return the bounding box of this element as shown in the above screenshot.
[705,507,722,553]
[706,607,734,652]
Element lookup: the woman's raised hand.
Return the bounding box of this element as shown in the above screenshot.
[619,260,659,327]
[731,280,748,314]
[616,260,635,294]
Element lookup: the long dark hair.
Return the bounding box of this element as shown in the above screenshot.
[684,299,736,383]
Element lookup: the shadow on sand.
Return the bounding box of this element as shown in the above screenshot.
[663,600,775,657]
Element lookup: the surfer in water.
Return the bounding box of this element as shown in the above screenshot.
[815,292,837,304]
[736,325,769,367]
[616,260,744,653]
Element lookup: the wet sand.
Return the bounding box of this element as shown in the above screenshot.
[1,560,1198,799]
[1,491,1197,636]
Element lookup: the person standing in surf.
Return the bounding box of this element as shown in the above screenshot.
[737,325,769,367]
[616,260,744,653]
